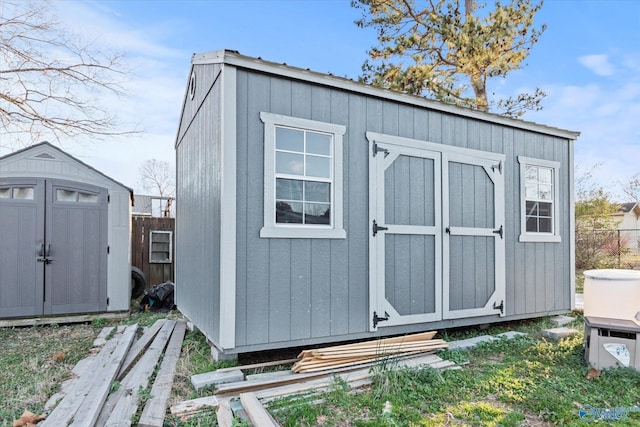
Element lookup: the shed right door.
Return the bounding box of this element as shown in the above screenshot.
[442,152,506,320]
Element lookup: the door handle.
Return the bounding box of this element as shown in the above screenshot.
[38,243,44,257]
[45,243,51,257]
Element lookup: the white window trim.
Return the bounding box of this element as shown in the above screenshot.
[518,156,561,243]
[149,230,173,263]
[260,112,346,239]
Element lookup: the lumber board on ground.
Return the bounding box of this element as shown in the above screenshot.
[216,400,234,427]
[102,320,177,426]
[309,339,447,356]
[215,357,300,373]
[240,392,279,427]
[0,311,130,328]
[169,395,220,417]
[297,331,437,357]
[41,324,137,427]
[138,321,187,427]
[117,318,166,380]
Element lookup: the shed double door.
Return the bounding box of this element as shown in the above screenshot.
[368,136,506,330]
[0,178,108,318]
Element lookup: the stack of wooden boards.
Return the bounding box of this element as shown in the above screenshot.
[293,331,448,373]
[41,318,185,427]
[171,330,453,424]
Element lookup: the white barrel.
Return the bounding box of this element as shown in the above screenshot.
[583,269,640,324]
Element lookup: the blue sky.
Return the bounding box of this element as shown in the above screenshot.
[6,0,640,198]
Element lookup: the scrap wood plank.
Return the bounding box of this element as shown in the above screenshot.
[297,331,437,358]
[216,351,448,396]
[176,353,455,419]
[137,321,187,427]
[117,318,166,380]
[215,357,300,373]
[216,399,234,427]
[293,348,448,373]
[169,395,219,419]
[309,339,448,357]
[40,324,137,427]
[239,392,279,427]
[101,320,177,426]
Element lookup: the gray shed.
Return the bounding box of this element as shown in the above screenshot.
[0,142,132,318]
[175,49,579,358]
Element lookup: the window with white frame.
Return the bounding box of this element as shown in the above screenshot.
[260,112,346,239]
[149,230,173,263]
[518,156,561,242]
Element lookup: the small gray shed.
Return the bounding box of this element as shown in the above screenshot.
[0,142,132,318]
[175,49,579,358]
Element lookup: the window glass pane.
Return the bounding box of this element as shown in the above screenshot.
[78,192,98,203]
[305,203,330,224]
[276,178,303,201]
[526,216,538,232]
[276,201,303,223]
[0,188,10,198]
[525,201,538,216]
[57,189,77,202]
[525,165,538,181]
[539,217,552,233]
[14,187,34,200]
[525,181,538,199]
[538,168,552,185]
[306,132,331,156]
[276,152,304,175]
[306,155,331,178]
[538,184,552,201]
[276,127,304,152]
[305,182,330,203]
[537,202,552,217]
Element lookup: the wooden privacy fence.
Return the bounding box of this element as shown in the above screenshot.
[132,216,175,289]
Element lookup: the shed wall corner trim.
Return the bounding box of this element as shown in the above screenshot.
[219,64,237,349]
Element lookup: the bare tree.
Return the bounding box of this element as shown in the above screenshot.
[139,159,175,217]
[0,0,135,150]
[140,159,175,197]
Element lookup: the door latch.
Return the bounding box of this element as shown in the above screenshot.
[372,219,388,237]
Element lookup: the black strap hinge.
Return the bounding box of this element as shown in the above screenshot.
[373,311,390,328]
[493,300,504,315]
[493,225,503,239]
[372,142,389,158]
[372,219,388,237]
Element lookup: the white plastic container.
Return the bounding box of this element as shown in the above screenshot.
[583,269,640,324]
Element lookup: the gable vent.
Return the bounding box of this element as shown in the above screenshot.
[34,152,56,159]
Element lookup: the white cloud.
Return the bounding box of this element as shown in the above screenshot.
[578,54,615,76]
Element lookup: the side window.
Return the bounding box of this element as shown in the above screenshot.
[518,156,561,242]
[149,230,173,263]
[260,112,346,239]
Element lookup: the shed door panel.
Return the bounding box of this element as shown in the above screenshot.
[0,179,44,317]
[369,136,505,330]
[443,154,505,319]
[369,145,442,329]
[45,180,108,315]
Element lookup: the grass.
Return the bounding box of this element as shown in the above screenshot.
[268,314,640,426]
[2,310,640,426]
[0,323,97,425]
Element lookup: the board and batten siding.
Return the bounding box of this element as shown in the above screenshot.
[232,69,572,351]
[175,63,224,346]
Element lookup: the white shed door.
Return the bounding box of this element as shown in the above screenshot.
[368,136,505,330]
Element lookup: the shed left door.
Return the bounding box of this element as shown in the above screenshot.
[0,178,108,318]
[0,179,45,317]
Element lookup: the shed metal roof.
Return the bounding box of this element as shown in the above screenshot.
[189,49,580,141]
